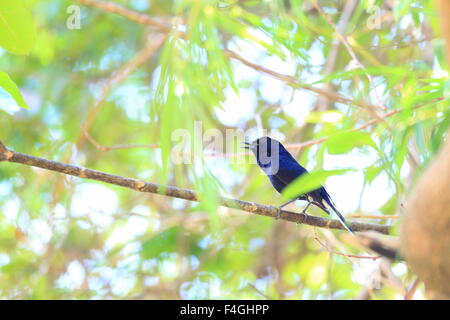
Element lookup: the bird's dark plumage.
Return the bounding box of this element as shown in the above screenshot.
[244,136,353,233]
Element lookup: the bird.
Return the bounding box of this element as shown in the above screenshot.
[243,136,354,233]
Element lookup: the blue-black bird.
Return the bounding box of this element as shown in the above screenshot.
[244,136,353,233]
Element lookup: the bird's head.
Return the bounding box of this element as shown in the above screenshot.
[243,136,277,154]
[243,136,286,171]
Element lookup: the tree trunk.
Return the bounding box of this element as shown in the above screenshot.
[400,0,450,300]
[401,134,450,299]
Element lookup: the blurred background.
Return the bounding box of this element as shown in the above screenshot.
[0,0,449,299]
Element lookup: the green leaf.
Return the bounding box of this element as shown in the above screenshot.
[0,71,29,109]
[378,193,399,216]
[431,110,450,154]
[141,226,180,258]
[364,165,382,185]
[0,0,36,55]
[280,169,352,201]
[326,131,378,154]
[141,226,203,258]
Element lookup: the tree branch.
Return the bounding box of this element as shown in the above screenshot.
[78,33,166,151]
[0,141,389,234]
[73,0,380,111]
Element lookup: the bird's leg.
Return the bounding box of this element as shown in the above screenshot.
[312,200,329,214]
[301,201,312,214]
[276,199,296,220]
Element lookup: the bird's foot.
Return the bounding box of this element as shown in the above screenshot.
[275,206,282,220]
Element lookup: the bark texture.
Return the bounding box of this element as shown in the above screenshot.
[401,135,450,299]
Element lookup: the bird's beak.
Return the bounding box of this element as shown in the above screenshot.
[242,141,251,150]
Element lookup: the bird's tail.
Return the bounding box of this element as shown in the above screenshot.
[321,191,354,234]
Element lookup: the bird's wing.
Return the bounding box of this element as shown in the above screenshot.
[267,174,288,193]
[274,161,308,186]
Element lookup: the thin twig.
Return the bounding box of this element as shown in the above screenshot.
[86,142,159,152]
[73,0,381,111]
[0,141,390,234]
[316,0,358,111]
[380,259,405,293]
[50,32,165,207]
[226,50,378,111]
[404,278,421,300]
[313,231,382,260]
[74,0,173,32]
[284,98,442,150]
[77,99,438,157]
[247,283,272,300]
[78,33,166,150]
[313,1,386,111]
[347,214,400,220]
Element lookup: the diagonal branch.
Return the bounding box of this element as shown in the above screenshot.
[74,0,173,32]
[313,1,386,111]
[225,50,374,110]
[0,141,389,234]
[77,33,166,150]
[50,33,165,207]
[316,0,358,111]
[73,0,380,111]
